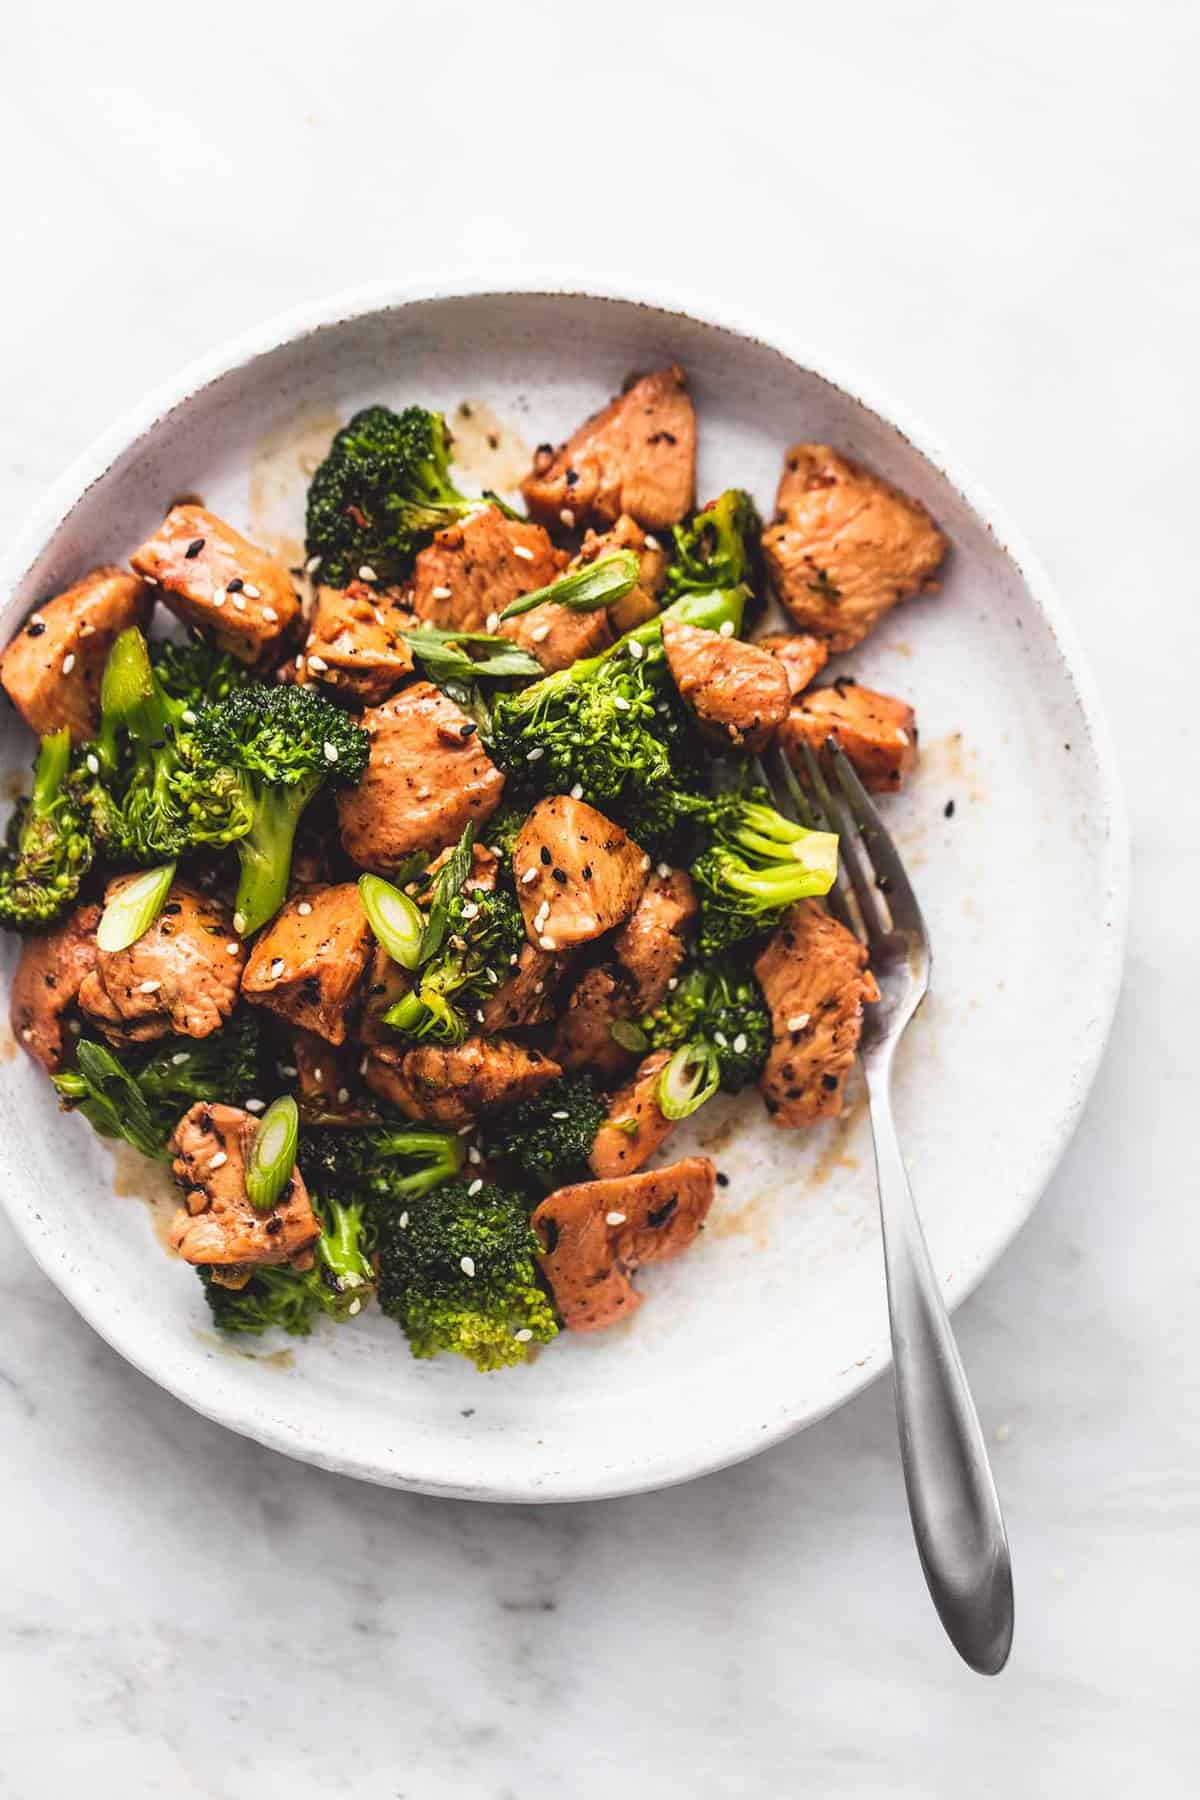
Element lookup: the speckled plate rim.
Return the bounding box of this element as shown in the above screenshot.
[0,274,1129,1501]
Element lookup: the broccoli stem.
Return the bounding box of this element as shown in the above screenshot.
[31,728,71,812]
[234,778,317,934]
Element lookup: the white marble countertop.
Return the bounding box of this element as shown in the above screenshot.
[2,3,1197,1793]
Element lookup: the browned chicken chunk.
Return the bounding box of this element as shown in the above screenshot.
[168,1102,321,1266]
[662,615,790,751]
[0,568,151,742]
[130,505,300,665]
[552,965,633,1079]
[409,507,565,633]
[611,866,696,1009]
[755,631,830,697]
[754,901,880,1126]
[78,882,243,1044]
[479,941,568,1034]
[762,446,946,652]
[588,1050,676,1178]
[241,884,373,1045]
[337,682,505,870]
[358,941,411,1047]
[512,796,648,951]
[498,600,612,673]
[532,1156,716,1332]
[364,1036,561,1126]
[780,681,918,793]
[9,904,100,1071]
[522,366,696,533]
[302,580,415,703]
[575,514,669,635]
[291,1028,374,1125]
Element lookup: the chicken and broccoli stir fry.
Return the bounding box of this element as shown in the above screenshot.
[1,363,946,1370]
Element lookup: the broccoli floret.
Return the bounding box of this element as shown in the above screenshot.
[306,404,482,587]
[481,799,530,859]
[383,870,525,1046]
[374,1180,557,1370]
[486,1074,608,1191]
[150,636,254,709]
[299,1123,465,1202]
[664,488,763,601]
[201,1196,375,1336]
[690,792,839,956]
[53,1014,264,1159]
[194,684,369,935]
[642,960,770,1093]
[84,627,250,863]
[0,729,96,930]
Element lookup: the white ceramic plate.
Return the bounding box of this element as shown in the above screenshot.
[0,282,1127,1501]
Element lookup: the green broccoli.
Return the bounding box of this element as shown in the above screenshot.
[193,684,369,935]
[690,792,839,956]
[641,960,771,1093]
[53,1014,264,1159]
[374,1179,557,1370]
[305,404,483,587]
[299,1123,465,1202]
[149,635,254,709]
[485,1074,608,1191]
[664,488,763,601]
[201,1195,375,1336]
[0,729,96,930]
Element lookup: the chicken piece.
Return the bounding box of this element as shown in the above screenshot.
[167,1102,321,1266]
[755,631,829,698]
[612,867,696,1010]
[241,884,372,1045]
[499,600,612,673]
[588,1050,676,1179]
[358,941,411,1047]
[522,367,696,533]
[552,965,634,1080]
[661,615,790,751]
[409,507,565,633]
[364,1036,561,1127]
[337,682,505,870]
[780,681,918,793]
[291,1028,374,1125]
[0,568,151,743]
[9,904,100,1071]
[754,900,880,1126]
[479,941,567,1034]
[303,580,415,703]
[762,446,946,652]
[532,1156,715,1332]
[78,882,243,1044]
[130,504,300,665]
[512,796,649,951]
[575,514,669,635]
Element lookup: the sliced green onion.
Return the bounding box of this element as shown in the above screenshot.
[97,862,177,953]
[610,1018,650,1053]
[246,1095,299,1214]
[358,873,424,970]
[499,551,641,621]
[658,1042,720,1121]
[382,990,428,1034]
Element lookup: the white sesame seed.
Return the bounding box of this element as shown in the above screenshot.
[323,741,339,762]
[526,747,544,761]
[171,1051,191,1066]
[787,1012,811,1032]
[467,1144,482,1164]
[457,1123,475,1136]
[530,624,551,643]
[628,639,644,660]
[181,708,197,726]
[358,565,378,582]
[534,906,549,931]
[570,782,584,800]
[510,951,520,965]
[312,1068,323,1084]
[279,1064,298,1078]
[656,861,671,879]
[348,1298,362,1316]
[520,866,539,885]
[713,1030,729,1049]
[137,979,161,994]
[512,544,534,561]
[78,622,95,636]
[20,1027,31,1041]
[460,901,479,921]
[85,752,99,775]
[337,1087,350,1104]
[270,958,285,979]
[485,967,498,983]
[475,1008,485,1022]
[533,981,544,995]
[667,977,678,990]
[605,1211,627,1226]
[306,554,322,574]
[242,583,261,599]
[468,1177,483,1197]
[399,1211,409,1229]
[68,1019,81,1035]
[559,507,575,528]
[641,854,651,871]
[551,1110,569,1121]
[262,605,278,622]
[226,941,240,956]
[61,652,76,675]
[486,612,500,632]
[295,654,306,670]
[514,1328,533,1343]
[233,912,246,934]
[211,589,226,608]
[719,620,735,637]
[539,935,557,951]
[613,695,631,712]
[644,534,661,551]
[297,900,313,916]
[144,576,159,587]
[431,585,452,600]
[733,1033,748,1054]
[244,1098,265,1113]
[232,593,246,612]
[895,728,910,746]
[209,1152,228,1170]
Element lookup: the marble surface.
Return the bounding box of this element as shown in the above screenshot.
[1,2,1197,1794]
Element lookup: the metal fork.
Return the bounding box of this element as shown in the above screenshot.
[764,738,1014,1675]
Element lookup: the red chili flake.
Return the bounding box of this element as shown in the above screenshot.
[344,504,369,529]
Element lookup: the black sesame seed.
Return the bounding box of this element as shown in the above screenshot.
[821,1073,839,1091]
[715,1171,730,1189]
[459,721,478,738]
[647,1196,678,1228]
[581,865,593,880]
[25,620,46,638]
[944,799,955,818]
[552,868,567,884]
[185,538,205,558]
[539,846,552,865]
[227,576,244,593]
[565,468,579,487]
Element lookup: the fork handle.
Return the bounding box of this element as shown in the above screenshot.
[865,1065,1015,1674]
